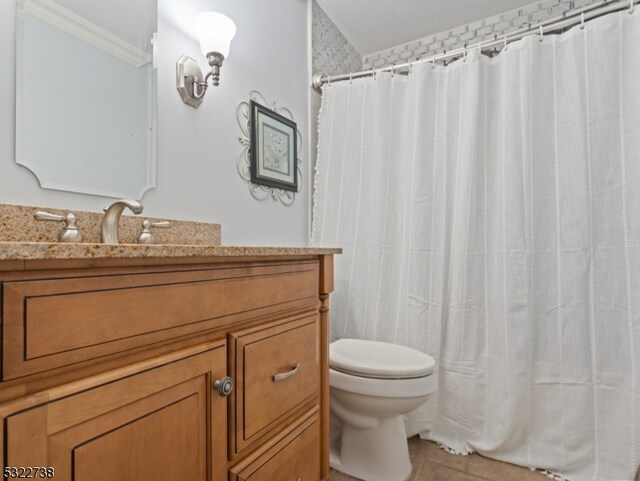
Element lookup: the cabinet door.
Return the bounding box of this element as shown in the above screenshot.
[4,345,227,481]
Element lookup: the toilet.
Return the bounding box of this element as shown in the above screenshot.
[329,338,436,481]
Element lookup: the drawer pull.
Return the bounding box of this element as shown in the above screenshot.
[273,363,300,382]
[214,376,234,397]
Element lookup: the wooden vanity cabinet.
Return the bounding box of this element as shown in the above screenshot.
[0,254,334,481]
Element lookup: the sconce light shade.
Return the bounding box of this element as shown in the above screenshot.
[176,11,237,108]
[195,12,236,58]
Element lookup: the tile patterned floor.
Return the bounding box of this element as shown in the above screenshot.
[330,437,549,481]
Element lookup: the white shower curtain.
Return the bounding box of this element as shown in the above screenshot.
[312,9,640,481]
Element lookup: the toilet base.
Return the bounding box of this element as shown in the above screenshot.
[330,414,412,481]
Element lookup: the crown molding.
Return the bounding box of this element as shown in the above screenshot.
[17,0,151,68]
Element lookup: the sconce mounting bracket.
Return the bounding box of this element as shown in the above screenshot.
[176,54,204,108]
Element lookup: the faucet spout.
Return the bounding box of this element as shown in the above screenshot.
[101,199,144,244]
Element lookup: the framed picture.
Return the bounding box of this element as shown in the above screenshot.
[250,100,298,192]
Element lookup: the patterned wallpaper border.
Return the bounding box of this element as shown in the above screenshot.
[363,0,601,70]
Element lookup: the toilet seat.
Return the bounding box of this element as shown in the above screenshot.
[330,338,436,379]
[330,366,436,398]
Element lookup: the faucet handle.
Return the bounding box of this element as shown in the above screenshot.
[137,219,171,244]
[33,211,84,243]
[150,220,171,229]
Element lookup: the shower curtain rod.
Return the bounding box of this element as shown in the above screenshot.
[312,0,639,92]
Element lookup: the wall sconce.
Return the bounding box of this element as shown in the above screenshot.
[176,12,236,108]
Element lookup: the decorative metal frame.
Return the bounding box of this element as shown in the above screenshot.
[237,91,302,205]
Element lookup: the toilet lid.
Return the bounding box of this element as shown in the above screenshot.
[330,339,436,379]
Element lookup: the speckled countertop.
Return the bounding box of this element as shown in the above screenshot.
[0,242,341,261]
[0,203,340,261]
[0,203,221,245]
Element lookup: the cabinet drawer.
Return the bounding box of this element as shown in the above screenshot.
[232,314,320,453]
[2,262,319,380]
[230,411,320,481]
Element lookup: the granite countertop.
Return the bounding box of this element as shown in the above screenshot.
[0,203,340,261]
[0,241,341,261]
[0,203,222,245]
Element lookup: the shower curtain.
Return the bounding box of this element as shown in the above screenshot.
[312,9,640,481]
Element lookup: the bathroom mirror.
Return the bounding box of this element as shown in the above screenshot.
[15,0,157,199]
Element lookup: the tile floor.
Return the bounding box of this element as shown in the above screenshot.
[330,436,549,481]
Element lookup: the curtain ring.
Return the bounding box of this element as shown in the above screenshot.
[539,24,544,42]
[391,64,395,78]
[431,57,436,70]
[503,35,508,51]
[372,69,377,81]
[408,60,413,74]
[349,72,353,84]
[580,12,585,29]
[463,45,468,62]
[630,0,635,14]
[327,75,332,86]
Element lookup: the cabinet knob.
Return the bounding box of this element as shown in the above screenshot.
[213,376,233,397]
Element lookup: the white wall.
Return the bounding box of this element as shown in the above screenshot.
[0,0,310,246]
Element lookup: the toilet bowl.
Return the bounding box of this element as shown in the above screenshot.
[329,339,436,481]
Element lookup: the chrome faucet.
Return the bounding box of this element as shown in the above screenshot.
[101,199,144,244]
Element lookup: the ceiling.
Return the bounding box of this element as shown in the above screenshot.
[316,0,538,56]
